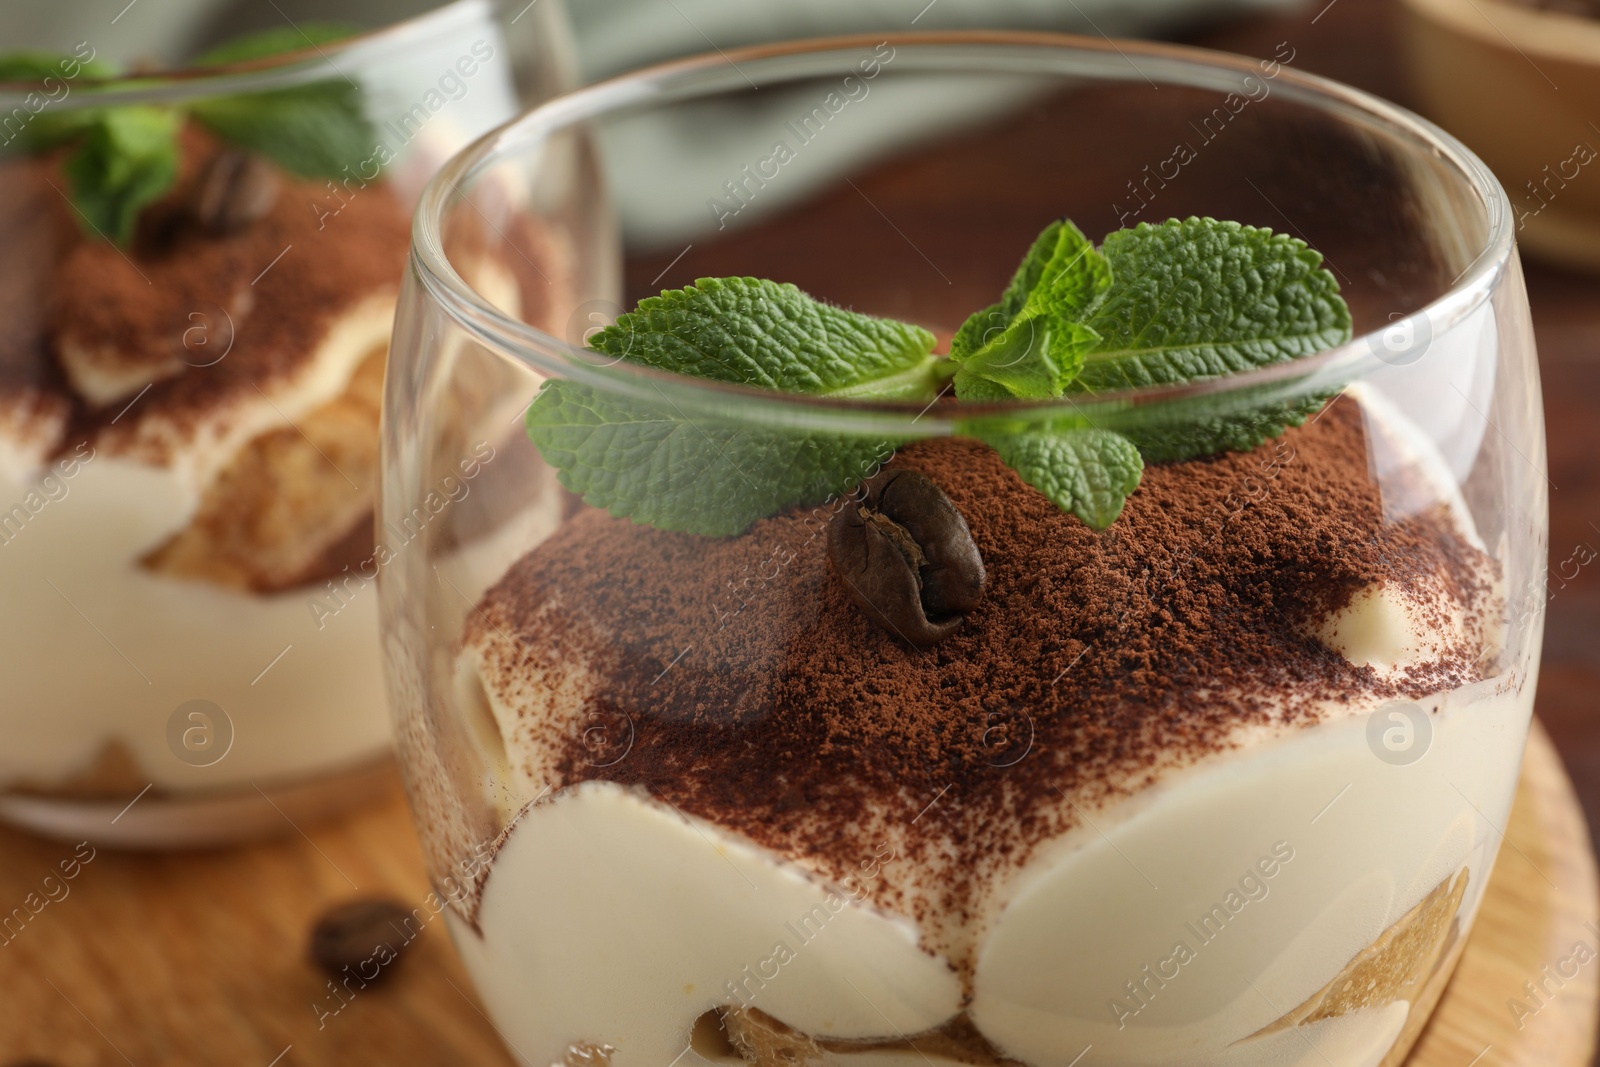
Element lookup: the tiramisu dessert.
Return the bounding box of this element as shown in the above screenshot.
[418,218,1530,1067]
[0,38,453,820]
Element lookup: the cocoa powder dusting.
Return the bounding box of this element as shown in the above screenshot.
[0,125,412,595]
[1,124,411,459]
[473,397,1493,932]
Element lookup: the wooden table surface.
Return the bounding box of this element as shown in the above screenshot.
[0,726,1588,1066]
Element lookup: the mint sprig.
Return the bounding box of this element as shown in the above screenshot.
[525,218,1351,536]
[62,107,181,245]
[0,25,374,245]
[949,219,1109,401]
[942,218,1351,525]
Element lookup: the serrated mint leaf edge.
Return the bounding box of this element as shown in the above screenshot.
[590,277,938,399]
[979,426,1144,530]
[524,379,899,537]
[949,219,1112,401]
[1075,218,1353,392]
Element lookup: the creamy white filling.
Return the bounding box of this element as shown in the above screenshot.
[450,676,1528,1067]
[59,329,190,409]
[968,674,1525,1066]
[452,783,963,1062]
[1319,580,1467,675]
[0,458,390,792]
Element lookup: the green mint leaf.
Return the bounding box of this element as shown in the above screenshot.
[954,317,1099,401]
[191,81,375,178]
[1000,218,1113,322]
[592,277,938,398]
[188,22,371,179]
[526,278,933,535]
[1121,390,1329,465]
[950,219,1111,400]
[1072,217,1350,469]
[951,375,1014,402]
[524,218,1353,538]
[193,24,361,67]
[955,216,1347,526]
[526,382,894,537]
[63,107,180,245]
[979,427,1144,530]
[948,302,1000,364]
[1076,217,1351,392]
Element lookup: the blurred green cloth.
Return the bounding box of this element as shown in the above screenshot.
[568,0,1298,82]
[6,0,1304,246]
[9,0,1299,79]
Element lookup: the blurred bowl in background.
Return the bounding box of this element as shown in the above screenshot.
[1403,0,1600,273]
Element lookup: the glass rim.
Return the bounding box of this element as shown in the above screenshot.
[409,30,1516,434]
[0,0,496,103]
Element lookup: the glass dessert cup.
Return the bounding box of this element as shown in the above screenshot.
[0,0,575,846]
[381,33,1547,1067]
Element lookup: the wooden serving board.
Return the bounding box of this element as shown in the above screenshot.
[0,721,1592,1066]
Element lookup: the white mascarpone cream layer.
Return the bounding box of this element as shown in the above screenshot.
[0,299,396,793]
[449,674,1529,1067]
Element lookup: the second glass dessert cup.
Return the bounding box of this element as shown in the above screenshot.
[381,33,1547,1067]
[0,0,575,845]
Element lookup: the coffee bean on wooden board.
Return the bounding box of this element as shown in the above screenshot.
[827,469,986,646]
[308,898,414,983]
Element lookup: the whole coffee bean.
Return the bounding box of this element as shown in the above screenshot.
[194,150,280,234]
[308,898,413,982]
[827,469,986,646]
